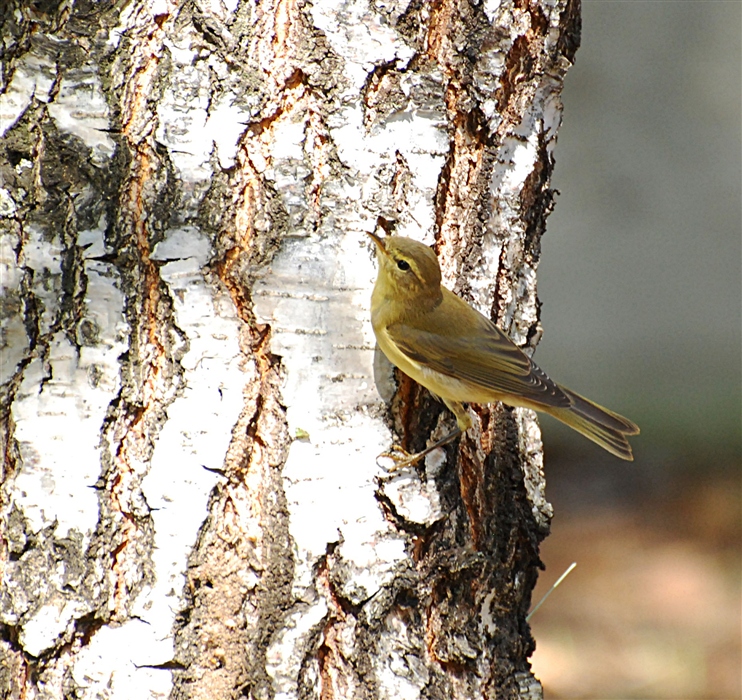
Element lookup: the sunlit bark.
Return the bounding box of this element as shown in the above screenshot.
[0,0,579,697]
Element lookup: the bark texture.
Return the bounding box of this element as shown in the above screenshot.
[0,0,579,697]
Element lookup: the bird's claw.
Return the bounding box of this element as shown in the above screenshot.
[376,444,424,471]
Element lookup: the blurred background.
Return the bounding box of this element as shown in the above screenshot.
[527,1,741,697]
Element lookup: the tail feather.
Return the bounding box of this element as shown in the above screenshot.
[545,386,640,461]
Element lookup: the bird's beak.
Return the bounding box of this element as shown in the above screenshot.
[366,231,387,255]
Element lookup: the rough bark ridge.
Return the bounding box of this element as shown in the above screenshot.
[0,0,579,697]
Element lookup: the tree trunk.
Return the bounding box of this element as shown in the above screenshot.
[0,0,579,697]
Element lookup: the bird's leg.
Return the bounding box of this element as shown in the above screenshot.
[379,427,462,471]
[378,400,472,471]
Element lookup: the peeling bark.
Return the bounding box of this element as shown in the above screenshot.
[0,0,579,697]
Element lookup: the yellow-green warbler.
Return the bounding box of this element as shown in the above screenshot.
[368,233,639,466]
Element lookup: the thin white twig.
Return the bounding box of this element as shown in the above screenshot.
[526,562,577,622]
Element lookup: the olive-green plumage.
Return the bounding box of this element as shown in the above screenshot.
[368,233,639,461]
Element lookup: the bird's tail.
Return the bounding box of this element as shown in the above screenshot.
[544,386,640,461]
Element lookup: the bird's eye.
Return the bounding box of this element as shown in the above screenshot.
[396,259,410,271]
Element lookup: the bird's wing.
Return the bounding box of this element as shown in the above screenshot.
[387,311,571,409]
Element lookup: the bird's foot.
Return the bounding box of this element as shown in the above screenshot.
[376,444,425,471]
[376,427,463,472]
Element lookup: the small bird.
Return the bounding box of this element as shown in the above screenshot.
[368,233,639,465]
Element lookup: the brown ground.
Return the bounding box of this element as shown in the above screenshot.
[529,449,740,699]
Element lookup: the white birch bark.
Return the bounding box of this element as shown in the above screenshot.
[0,0,579,697]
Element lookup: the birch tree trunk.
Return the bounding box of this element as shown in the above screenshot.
[0,0,579,697]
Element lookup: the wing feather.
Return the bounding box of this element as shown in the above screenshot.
[387,290,571,409]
